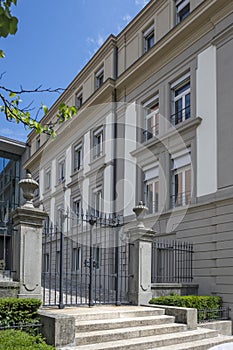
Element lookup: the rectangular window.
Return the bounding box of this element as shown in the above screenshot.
[56,251,60,273]
[45,170,51,190]
[171,150,191,208]
[74,142,82,171]
[36,137,40,151]
[93,127,103,158]
[143,96,159,141]
[144,25,154,53]
[58,159,65,183]
[72,247,81,271]
[93,188,102,217]
[171,74,190,125]
[144,166,159,213]
[95,66,104,90]
[93,246,100,269]
[76,91,83,109]
[176,0,190,24]
[73,199,81,225]
[35,177,39,197]
[43,253,49,273]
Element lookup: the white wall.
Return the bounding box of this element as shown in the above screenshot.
[196,45,217,197]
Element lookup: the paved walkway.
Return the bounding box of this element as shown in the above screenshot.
[41,305,152,316]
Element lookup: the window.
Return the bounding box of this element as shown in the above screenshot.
[93,246,100,269]
[144,25,154,53]
[73,199,81,225]
[36,137,40,151]
[43,253,49,273]
[76,91,83,109]
[171,150,191,208]
[45,170,51,190]
[58,159,65,183]
[143,96,159,141]
[176,0,190,24]
[144,167,159,213]
[171,74,190,125]
[93,127,103,158]
[93,187,102,217]
[95,66,104,90]
[74,142,82,171]
[56,251,60,273]
[72,247,81,271]
[35,177,39,197]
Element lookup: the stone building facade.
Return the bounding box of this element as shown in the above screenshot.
[24,0,233,316]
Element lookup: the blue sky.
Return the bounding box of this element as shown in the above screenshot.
[0,0,149,142]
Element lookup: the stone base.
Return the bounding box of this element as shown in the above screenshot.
[0,281,19,298]
[18,293,42,300]
[128,291,152,305]
[151,283,199,298]
[39,310,75,347]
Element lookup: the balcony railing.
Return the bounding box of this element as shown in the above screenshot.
[152,239,193,283]
[170,105,190,126]
[170,191,191,208]
[143,125,159,142]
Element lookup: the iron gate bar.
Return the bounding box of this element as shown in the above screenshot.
[42,211,128,308]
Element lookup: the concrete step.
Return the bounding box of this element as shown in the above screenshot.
[74,307,165,321]
[76,314,175,332]
[75,322,187,346]
[65,328,218,350]
[150,335,233,350]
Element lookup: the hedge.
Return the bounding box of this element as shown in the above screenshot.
[0,330,54,349]
[149,294,222,310]
[0,298,42,327]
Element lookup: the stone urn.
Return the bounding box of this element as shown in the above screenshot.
[19,171,39,208]
[133,201,148,228]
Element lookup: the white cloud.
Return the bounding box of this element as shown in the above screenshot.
[135,0,150,8]
[86,33,108,60]
[122,14,132,23]
[116,14,132,34]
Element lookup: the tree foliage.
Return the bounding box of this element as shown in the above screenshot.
[0,0,78,137]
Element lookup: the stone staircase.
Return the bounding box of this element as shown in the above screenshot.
[60,306,233,350]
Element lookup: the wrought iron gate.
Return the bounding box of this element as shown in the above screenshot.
[42,212,129,308]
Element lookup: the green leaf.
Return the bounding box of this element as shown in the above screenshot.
[9,16,18,35]
[0,49,5,58]
[42,104,48,115]
[9,91,16,97]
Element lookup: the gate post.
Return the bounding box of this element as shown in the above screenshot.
[127,202,155,305]
[11,172,47,299]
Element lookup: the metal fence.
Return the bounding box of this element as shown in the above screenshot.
[152,239,193,283]
[42,212,129,308]
[0,322,41,335]
[197,307,230,323]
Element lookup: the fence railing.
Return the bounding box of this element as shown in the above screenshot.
[152,239,193,283]
[0,322,41,335]
[197,307,230,323]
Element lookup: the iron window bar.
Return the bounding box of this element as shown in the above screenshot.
[170,105,191,126]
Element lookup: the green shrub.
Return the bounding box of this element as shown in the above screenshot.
[0,329,54,349]
[0,298,42,326]
[149,294,222,310]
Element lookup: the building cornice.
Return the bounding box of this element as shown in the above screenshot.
[131,117,202,158]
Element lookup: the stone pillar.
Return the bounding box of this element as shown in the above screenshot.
[128,201,155,305]
[11,172,47,299]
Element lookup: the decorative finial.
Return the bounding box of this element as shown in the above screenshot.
[133,201,148,228]
[19,170,39,208]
